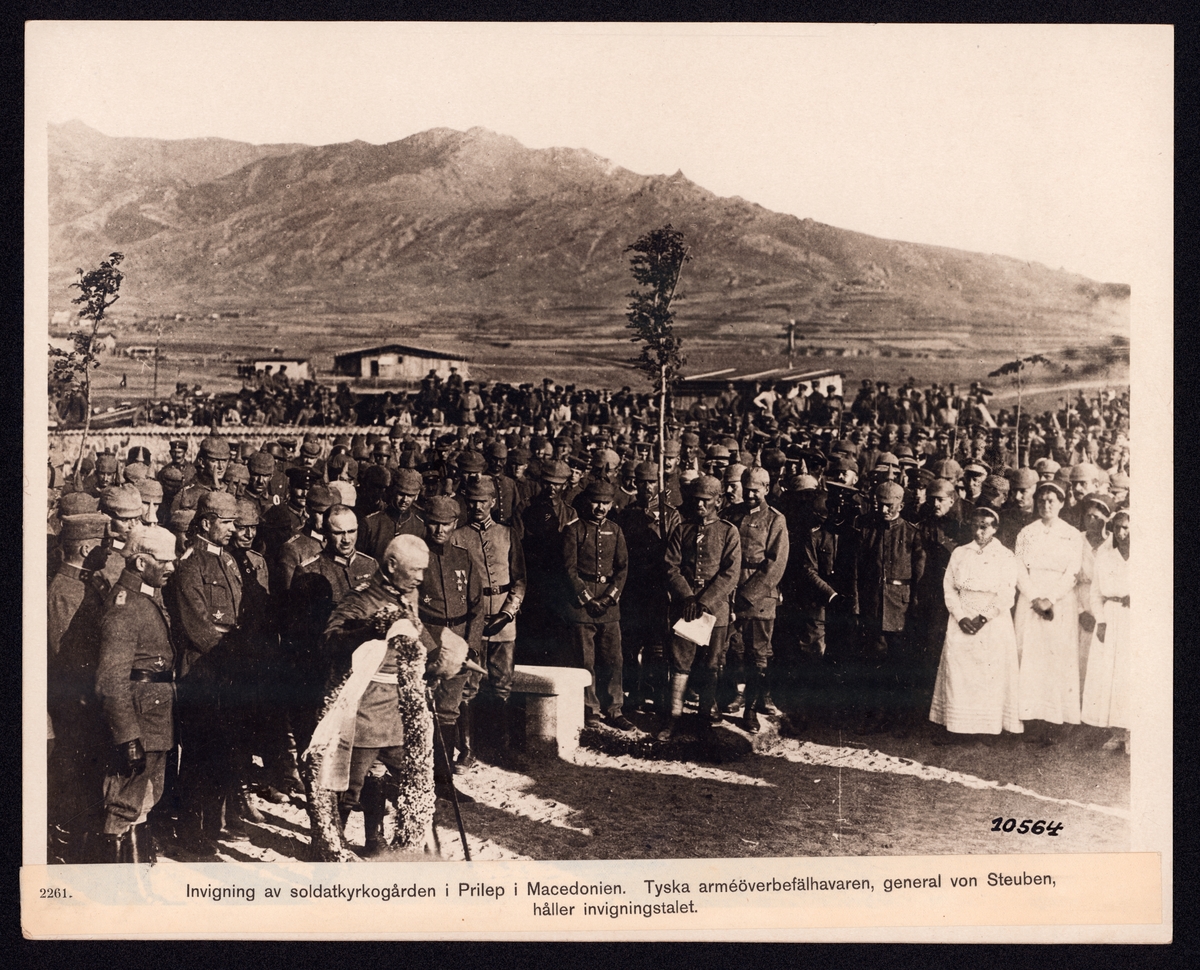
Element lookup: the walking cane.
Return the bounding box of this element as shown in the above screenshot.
[428,693,472,861]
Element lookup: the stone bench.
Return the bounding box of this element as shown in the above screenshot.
[509,665,593,759]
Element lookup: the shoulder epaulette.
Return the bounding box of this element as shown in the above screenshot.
[355,551,378,565]
[299,554,320,568]
[180,547,195,560]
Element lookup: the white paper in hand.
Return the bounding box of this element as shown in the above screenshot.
[673,611,716,646]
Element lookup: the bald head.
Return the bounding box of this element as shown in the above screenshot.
[382,533,429,592]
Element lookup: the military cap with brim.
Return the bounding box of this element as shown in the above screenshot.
[457,451,487,473]
[307,484,336,512]
[723,463,747,484]
[424,496,461,524]
[1069,462,1101,483]
[286,467,318,489]
[743,466,772,488]
[301,440,322,458]
[875,452,900,469]
[659,439,682,457]
[360,464,391,488]
[687,475,723,500]
[197,490,239,518]
[463,478,497,500]
[199,436,231,460]
[60,513,109,541]
[223,464,250,485]
[582,481,616,502]
[932,458,963,482]
[125,525,178,561]
[1034,457,1061,475]
[509,446,531,463]
[101,484,144,518]
[634,461,659,482]
[95,453,119,473]
[540,460,570,484]
[60,491,100,516]
[873,481,905,502]
[928,478,957,499]
[1010,467,1039,489]
[963,459,990,476]
[328,482,357,508]
[137,479,164,503]
[390,468,424,493]
[1081,492,1113,516]
[248,452,276,475]
[123,463,149,484]
[485,441,508,459]
[982,474,1010,494]
[234,498,260,527]
[169,508,195,532]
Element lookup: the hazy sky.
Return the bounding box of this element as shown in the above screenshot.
[27,22,1171,283]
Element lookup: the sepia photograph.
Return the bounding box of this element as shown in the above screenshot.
[23,22,1171,940]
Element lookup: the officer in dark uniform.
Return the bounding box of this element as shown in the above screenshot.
[259,467,313,564]
[482,440,521,527]
[276,483,335,592]
[358,468,424,562]
[47,512,109,863]
[419,496,483,799]
[158,439,197,490]
[916,478,966,711]
[853,481,927,734]
[170,435,230,513]
[94,525,178,863]
[283,505,379,769]
[562,481,631,729]
[613,462,681,714]
[169,490,245,855]
[660,475,741,740]
[518,459,576,665]
[998,467,1039,550]
[228,498,289,805]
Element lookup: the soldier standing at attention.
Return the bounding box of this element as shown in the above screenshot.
[853,481,927,734]
[613,462,681,715]
[94,525,178,863]
[358,468,425,562]
[276,483,335,592]
[419,496,483,802]
[562,481,632,730]
[47,512,110,863]
[158,439,197,490]
[451,478,527,755]
[660,475,741,740]
[721,467,790,733]
[168,490,245,856]
[285,506,379,785]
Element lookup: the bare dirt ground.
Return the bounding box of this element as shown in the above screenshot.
[154,686,1129,866]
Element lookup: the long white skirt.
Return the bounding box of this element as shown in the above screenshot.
[930,613,1023,735]
[1015,592,1081,724]
[1081,605,1130,729]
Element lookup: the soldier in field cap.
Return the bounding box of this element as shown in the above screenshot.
[660,474,742,740]
[94,524,177,863]
[562,480,631,729]
[852,480,926,735]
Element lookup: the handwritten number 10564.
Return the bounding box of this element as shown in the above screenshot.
[990,818,1062,836]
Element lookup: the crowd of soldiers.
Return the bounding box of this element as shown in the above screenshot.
[45,374,1131,864]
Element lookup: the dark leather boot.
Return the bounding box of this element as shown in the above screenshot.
[129,823,158,864]
[455,701,475,773]
[436,723,474,803]
[360,778,387,857]
[741,669,762,733]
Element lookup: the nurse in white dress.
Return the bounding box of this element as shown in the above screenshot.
[1013,481,1086,741]
[929,506,1022,738]
[1081,509,1130,752]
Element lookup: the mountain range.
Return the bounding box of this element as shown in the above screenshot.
[47,120,1128,375]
